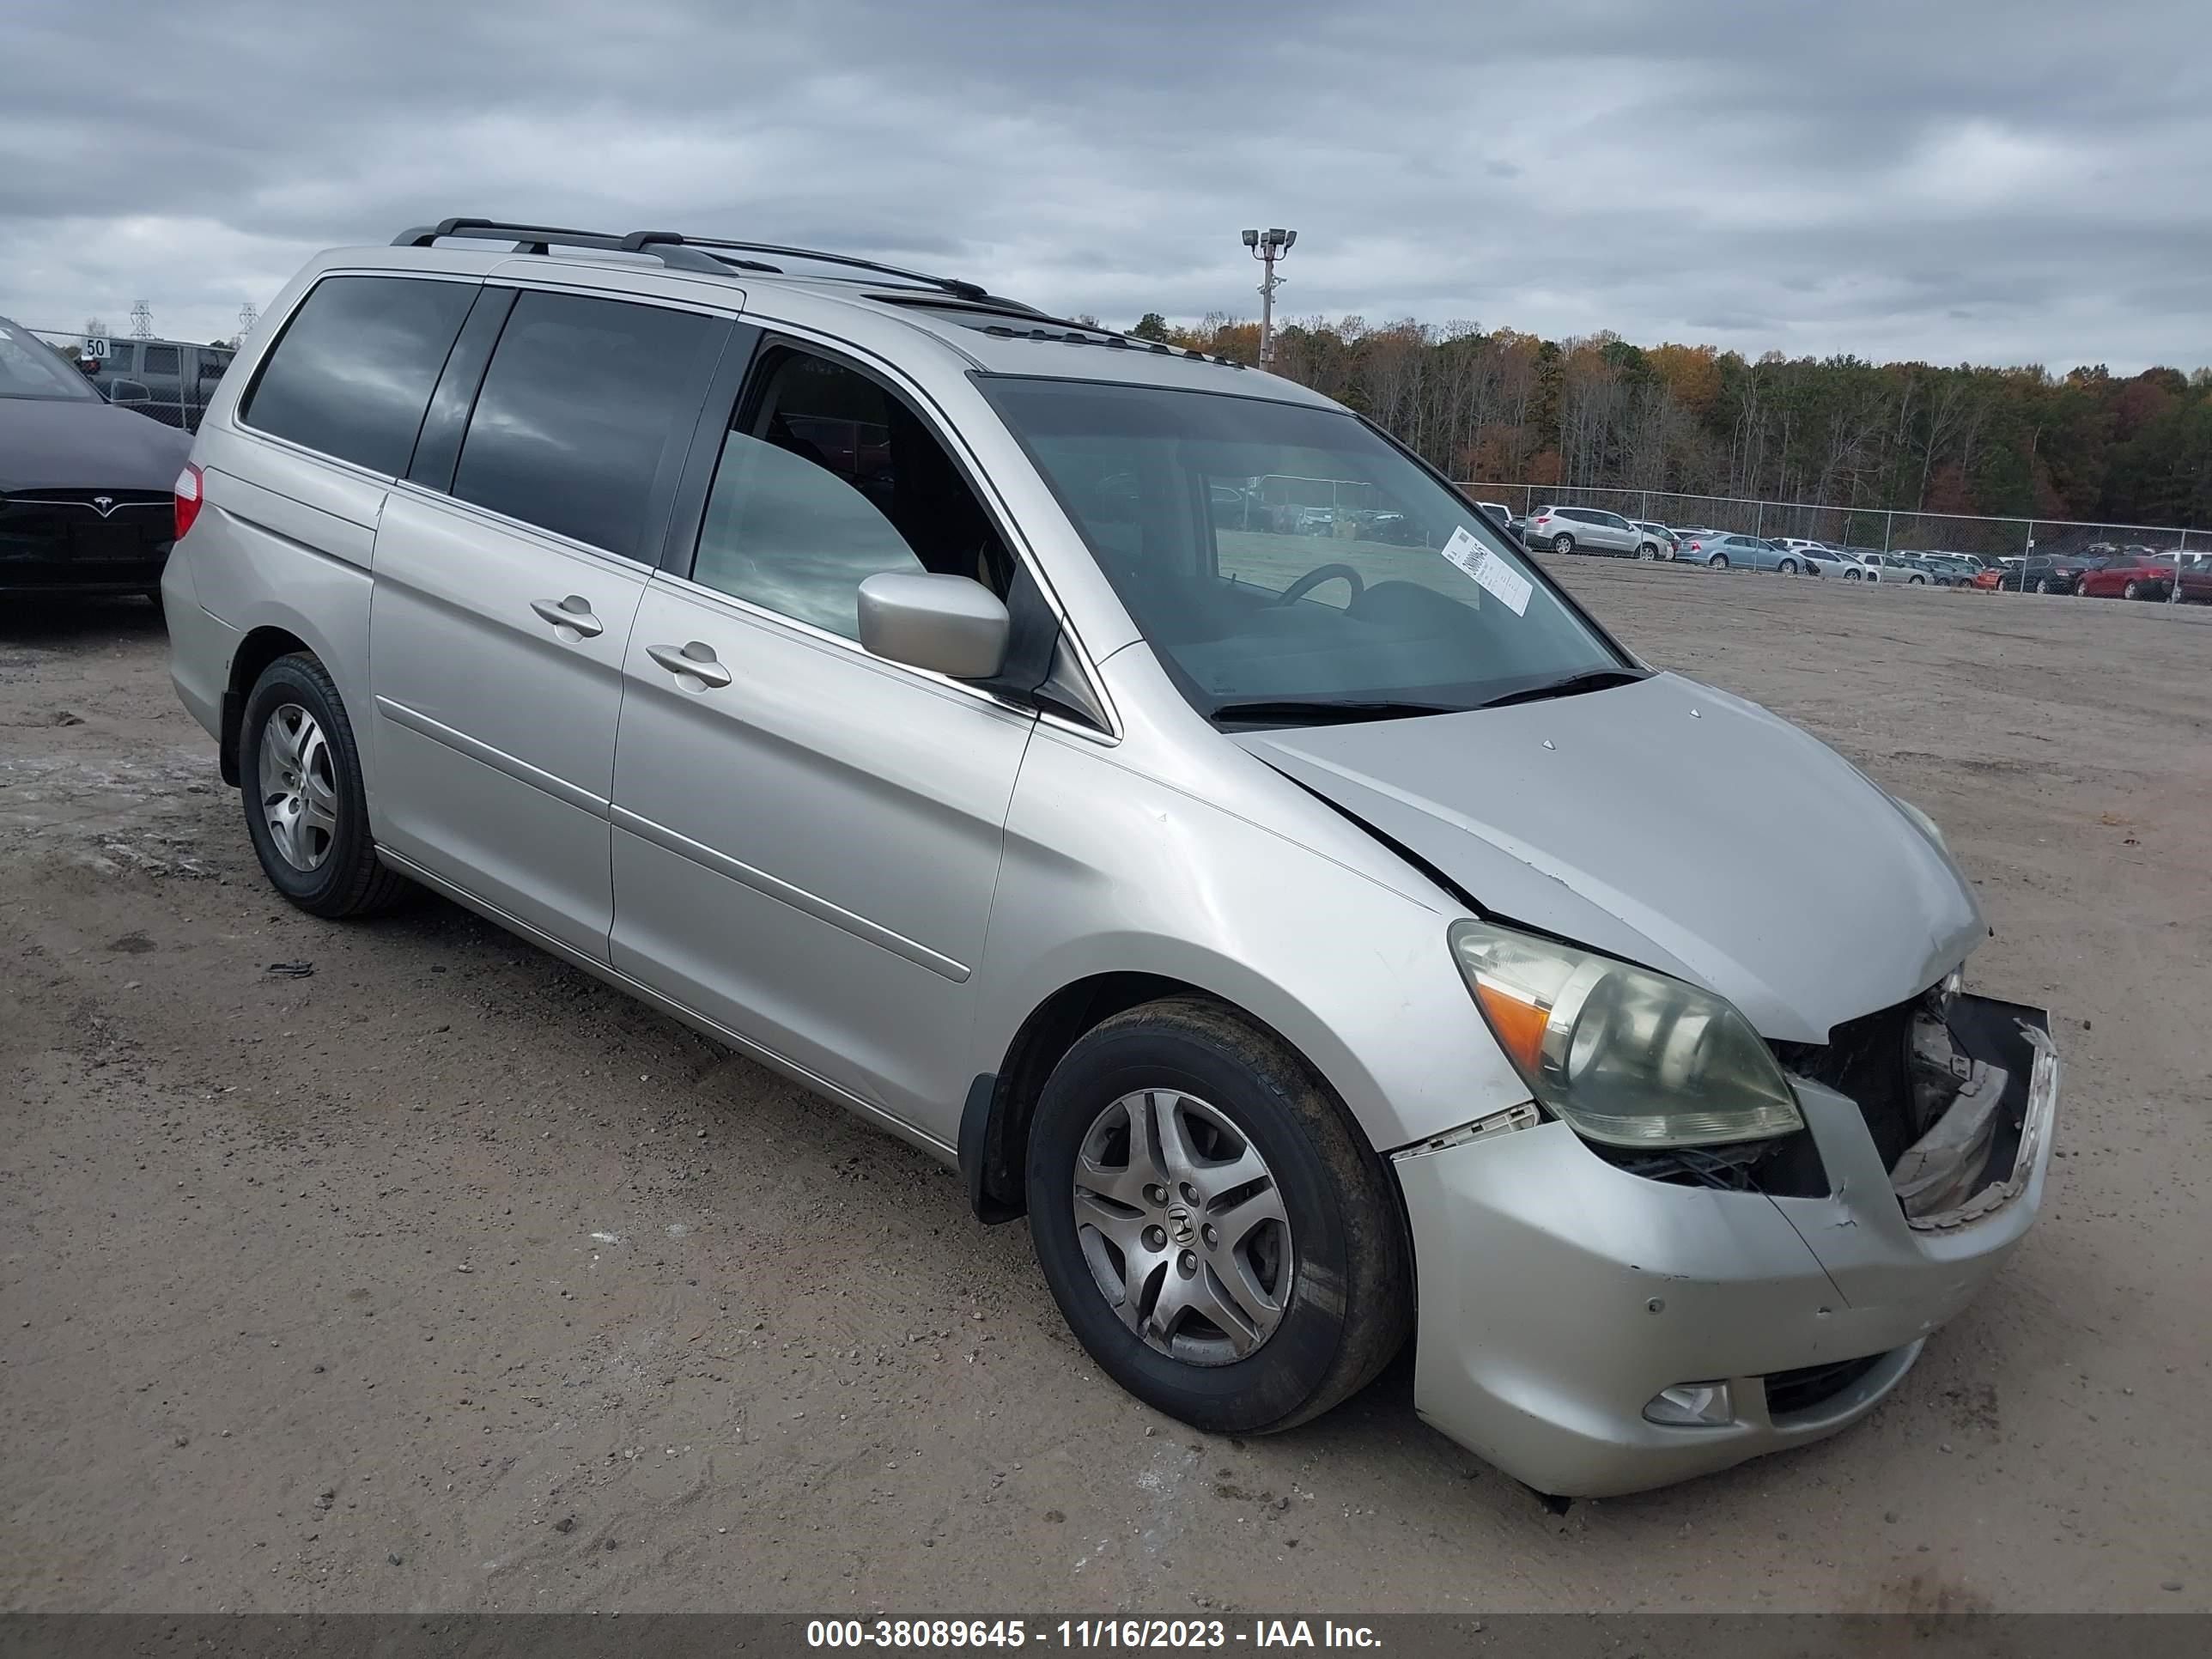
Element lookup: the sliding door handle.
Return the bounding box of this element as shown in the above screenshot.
[647,641,732,690]
[532,595,605,638]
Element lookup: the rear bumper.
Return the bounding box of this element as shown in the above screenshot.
[1398,997,2057,1497]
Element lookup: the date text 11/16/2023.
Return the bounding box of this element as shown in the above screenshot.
[806,1619,1383,1649]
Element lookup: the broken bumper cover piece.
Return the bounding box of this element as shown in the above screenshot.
[1397,994,2057,1497]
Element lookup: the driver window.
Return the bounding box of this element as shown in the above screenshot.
[692,347,1013,641]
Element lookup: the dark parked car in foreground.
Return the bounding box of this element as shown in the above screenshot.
[2002,554,2095,594]
[1,315,191,597]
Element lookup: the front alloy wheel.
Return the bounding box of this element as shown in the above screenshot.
[1779,558,1798,574]
[1637,544,1658,561]
[1073,1089,1291,1363]
[1027,999,1410,1436]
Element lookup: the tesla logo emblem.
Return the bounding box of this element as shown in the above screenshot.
[90,496,116,517]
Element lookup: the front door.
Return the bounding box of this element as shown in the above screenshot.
[609,339,1036,1139]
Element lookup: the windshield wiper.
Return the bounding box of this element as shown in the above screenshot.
[1209,698,1468,726]
[1472,668,1647,710]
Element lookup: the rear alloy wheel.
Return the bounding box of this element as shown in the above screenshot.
[1551,533,1576,555]
[240,653,413,919]
[1778,558,1798,575]
[1027,999,1410,1435]
[1709,553,1729,570]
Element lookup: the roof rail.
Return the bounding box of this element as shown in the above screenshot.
[615,231,1026,307]
[392,217,732,276]
[393,217,1049,317]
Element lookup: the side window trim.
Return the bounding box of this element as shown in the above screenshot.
[405,285,517,493]
[658,322,764,575]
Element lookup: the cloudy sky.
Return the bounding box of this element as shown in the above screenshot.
[7,0,2209,370]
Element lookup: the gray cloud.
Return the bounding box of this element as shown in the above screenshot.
[4,0,2208,370]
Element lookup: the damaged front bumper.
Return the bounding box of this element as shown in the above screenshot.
[1396,994,2058,1498]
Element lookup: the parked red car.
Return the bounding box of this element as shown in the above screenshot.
[2075,556,2178,600]
[1970,566,2005,590]
[2174,561,2212,605]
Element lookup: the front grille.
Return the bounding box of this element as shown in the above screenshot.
[1764,1352,1887,1417]
[2,491,172,559]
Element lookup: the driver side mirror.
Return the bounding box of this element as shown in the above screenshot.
[104,378,153,406]
[856,572,1009,680]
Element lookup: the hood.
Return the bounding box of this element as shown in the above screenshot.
[1235,672,1984,1043]
[0,397,192,495]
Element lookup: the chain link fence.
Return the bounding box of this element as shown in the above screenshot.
[1459,483,2209,562]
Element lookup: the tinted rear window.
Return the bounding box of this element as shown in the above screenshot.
[450,291,714,560]
[243,276,476,474]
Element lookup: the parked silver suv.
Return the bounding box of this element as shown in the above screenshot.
[164,219,2059,1498]
[1525,505,1665,559]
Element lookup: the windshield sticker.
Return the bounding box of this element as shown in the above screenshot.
[1441,526,1533,617]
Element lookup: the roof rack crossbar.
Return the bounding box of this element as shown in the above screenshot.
[392,218,730,276]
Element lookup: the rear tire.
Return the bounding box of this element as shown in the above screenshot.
[1026,998,1411,1437]
[240,653,413,920]
[1551,533,1576,556]
[1710,553,1729,569]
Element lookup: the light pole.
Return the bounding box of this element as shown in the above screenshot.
[1242,227,1296,369]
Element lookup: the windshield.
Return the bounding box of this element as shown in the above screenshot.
[0,322,100,403]
[977,377,1627,720]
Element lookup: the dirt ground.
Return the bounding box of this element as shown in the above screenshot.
[3,565,2207,1616]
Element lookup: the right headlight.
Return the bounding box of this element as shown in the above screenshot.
[1448,919,1803,1148]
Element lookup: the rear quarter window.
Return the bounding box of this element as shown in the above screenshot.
[242,275,477,475]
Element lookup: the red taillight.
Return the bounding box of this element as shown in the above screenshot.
[173,464,203,541]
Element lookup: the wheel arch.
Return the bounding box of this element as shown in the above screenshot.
[219,624,316,786]
[962,967,1399,1225]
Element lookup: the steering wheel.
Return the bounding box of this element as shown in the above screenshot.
[1274,563,1365,606]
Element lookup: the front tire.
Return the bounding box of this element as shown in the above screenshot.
[2034,577,2054,593]
[1778,558,1797,575]
[1847,568,1863,580]
[1637,544,1658,561]
[240,653,412,919]
[2122,580,2141,599]
[1026,999,1411,1437]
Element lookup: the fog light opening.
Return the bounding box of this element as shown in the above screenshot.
[1644,1381,1735,1428]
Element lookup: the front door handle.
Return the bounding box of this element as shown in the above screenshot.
[647,641,732,690]
[532,595,605,638]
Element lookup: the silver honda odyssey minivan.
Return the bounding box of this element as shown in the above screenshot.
[164,218,2059,1497]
